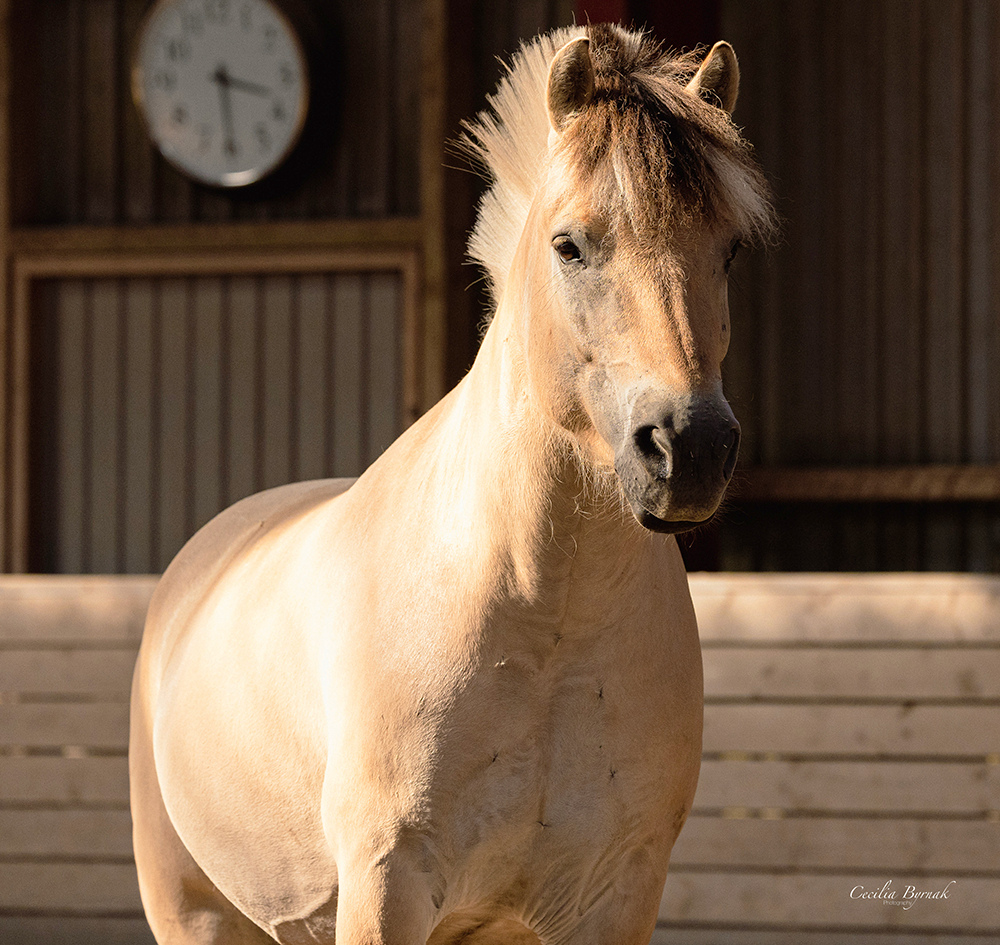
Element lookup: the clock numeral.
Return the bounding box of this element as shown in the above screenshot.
[152,70,177,92]
[278,62,295,86]
[255,123,272,152]
[204,0,231,23]
[165,37,191,63]
[262,24,278,53]
[172,105,189,126]
[239,3,253,31]
[224,138,240,159]
[271,100,286,122]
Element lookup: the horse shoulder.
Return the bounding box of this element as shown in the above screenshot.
[141,479,355,663]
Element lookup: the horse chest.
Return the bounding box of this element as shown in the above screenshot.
[428,626,698,875]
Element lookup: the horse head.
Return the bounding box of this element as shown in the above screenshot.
[503,26,774,533]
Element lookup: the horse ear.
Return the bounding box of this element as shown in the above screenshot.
[547,37,595,132]
[686,41,740,114]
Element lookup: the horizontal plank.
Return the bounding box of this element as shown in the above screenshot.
[703,705,1000,756]
[0,918,155,945]
[0,577,156,643]
[693,760,1000,814]
[672,817,1000,873]
[0,918,155,944]
[0,650,137,694]
[0,810,133,857]
[735,464,1000,502]
[7,701,981,758]
[0,704,129,750]
[688,574,1000,643]
[0,757,129,805]
[652,929,994,945]
[658,872,999,930]
[703,649,1000,700]
[0,862,142,913]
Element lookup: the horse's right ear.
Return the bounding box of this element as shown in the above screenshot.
[686,41,740,114]
[547,37,595,132]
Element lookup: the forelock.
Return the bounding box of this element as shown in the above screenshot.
[561,24,777,243]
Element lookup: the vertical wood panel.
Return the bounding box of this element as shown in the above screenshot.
[392,0,422,216]
[225,275,260,506]
[88,281,122,572]
[123,279,155,574]
[156,279,189,570]
[262,276,294,489]
[880,1,925,463]
[64,0,85,224]
[192,277,223,533]
[923,1,967,569]
[965,0,1000,464]
[923,0,966,464]
[332,274,364,474]
[55,281,88,574]
[965,0,1000,571]
[121,0,156,222]
[82,0,119,224]
[367,273,401,461]
[296,274,330,481]
[352,0,392,216]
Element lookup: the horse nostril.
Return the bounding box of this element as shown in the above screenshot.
[634,425,660,460]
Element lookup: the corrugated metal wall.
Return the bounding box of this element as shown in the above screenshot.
[718,0,1000,571]
[27,271,404,574]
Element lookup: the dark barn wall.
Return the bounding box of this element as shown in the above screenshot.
[719,0,1000,571]
[9,0,578,573]
[10,0,999,573]
[9,0,422,224]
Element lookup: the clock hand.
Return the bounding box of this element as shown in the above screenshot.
[225,75,272,97]
[211,65,238,157]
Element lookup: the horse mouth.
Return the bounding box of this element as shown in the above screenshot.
[632,505,716,534]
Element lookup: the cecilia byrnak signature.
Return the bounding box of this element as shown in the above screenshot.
[850,880,957,910]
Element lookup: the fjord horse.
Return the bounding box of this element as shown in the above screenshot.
[130,24,775,945]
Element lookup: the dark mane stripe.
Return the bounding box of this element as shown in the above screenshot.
[463,24,777,308]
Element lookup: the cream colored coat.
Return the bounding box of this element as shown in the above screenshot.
[131,26,772,945]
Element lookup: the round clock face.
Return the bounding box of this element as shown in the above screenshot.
[132,0,310,187]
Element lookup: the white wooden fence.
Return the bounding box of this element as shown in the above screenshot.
[1,574,997,944]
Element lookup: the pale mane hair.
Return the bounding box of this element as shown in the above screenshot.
[462,23,778,310]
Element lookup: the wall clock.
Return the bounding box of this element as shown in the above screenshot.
[132,0,310,188]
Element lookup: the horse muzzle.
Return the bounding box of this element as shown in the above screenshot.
[614,392,740,533]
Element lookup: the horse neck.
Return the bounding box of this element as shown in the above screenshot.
[432,290,653,616]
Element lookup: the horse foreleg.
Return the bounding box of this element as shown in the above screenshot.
[131,706,276,944]
[332,852,439,945]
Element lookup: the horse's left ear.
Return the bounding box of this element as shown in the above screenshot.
[686,41,740,114]
[547,37,595,132]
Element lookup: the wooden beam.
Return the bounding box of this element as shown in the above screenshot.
[734,464,1000,503]
[9,218,424,257]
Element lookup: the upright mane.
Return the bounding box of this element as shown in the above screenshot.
[463,23,777,310]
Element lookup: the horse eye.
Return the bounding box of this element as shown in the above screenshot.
[553,237,583,264]
[724,240,742,273]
